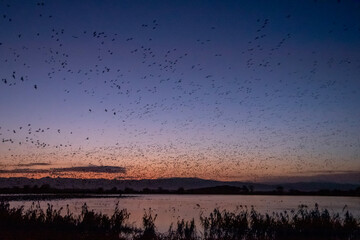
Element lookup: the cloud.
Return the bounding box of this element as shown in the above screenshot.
[16,162,51,167]
[0,168,49,174]
[53,166,126,173]
[0,165,126,174]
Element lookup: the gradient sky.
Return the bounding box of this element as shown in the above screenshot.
[0,0,359,182]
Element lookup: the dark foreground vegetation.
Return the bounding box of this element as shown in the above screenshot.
[0,201,359,240]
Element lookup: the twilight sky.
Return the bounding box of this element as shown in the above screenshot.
[0,0,359,183]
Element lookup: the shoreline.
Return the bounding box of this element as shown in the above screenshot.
[1,191,359,201]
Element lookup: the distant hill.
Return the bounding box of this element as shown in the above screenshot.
[0,177,358,192]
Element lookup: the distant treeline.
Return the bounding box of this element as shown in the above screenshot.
[0,201,359,240]
[0,184,359,197]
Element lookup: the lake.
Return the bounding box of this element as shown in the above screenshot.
[7,194,360,233]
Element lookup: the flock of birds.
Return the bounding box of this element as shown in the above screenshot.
[0,0,359,181]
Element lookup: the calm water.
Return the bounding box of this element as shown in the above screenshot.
[8,194,360,233]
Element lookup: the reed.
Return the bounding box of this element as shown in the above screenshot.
[0,201,358,240]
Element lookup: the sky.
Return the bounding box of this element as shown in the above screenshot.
[0,0,359,183]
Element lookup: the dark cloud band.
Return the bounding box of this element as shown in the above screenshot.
[0,165,126,174]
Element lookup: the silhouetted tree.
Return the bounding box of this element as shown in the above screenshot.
[124,187,134,194]
[177,187,185,194]
[276,185,284,194]
[23,185,30,193]
[242,185,249,193]
[40,184,51,193]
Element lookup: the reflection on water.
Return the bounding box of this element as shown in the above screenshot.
[8,194,360,232]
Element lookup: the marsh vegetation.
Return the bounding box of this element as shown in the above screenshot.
[0,201,358,240]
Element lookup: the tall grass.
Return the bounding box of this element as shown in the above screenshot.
[0,201,358,239]
[200,204,359,240]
